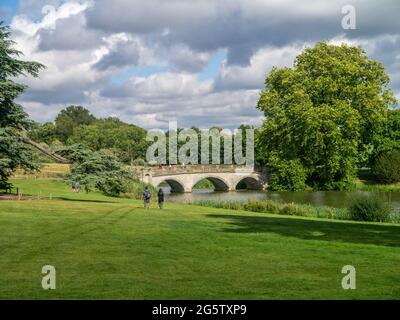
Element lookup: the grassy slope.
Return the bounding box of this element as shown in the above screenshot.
[0,178,400,299]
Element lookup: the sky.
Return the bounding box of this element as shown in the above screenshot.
[1,0,399,130]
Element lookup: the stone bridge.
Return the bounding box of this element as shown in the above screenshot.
[132,165,268,193]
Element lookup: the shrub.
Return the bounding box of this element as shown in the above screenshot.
[348,193,391,222]
[372,150,400,184]
[132,158,146,166]
[244,199,280,213]
[267,156,307,191]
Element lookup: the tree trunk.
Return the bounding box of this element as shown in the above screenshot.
[25,139,70,164]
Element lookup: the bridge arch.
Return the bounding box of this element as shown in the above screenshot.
[235,176,263,190]
[192,176,230,192]
[157,178,185,193]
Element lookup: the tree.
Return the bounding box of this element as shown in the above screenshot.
[372,149,400,184]
[55,105,95,143]
[69,117,148,163]
[0,22,45,189]
[370,109,400,163]
[29,122,57,145]
[257,42,397,190]
[65,144,132,196]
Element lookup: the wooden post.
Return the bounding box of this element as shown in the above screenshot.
[49,193,52,200]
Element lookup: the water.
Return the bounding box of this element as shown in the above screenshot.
[163,187,400,210]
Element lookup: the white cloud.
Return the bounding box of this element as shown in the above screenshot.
[214,45,303,91]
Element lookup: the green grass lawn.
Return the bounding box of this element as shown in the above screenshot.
[1,178,400,299]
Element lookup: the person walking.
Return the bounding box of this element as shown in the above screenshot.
[143,187,151,209]
[157,188,164,209]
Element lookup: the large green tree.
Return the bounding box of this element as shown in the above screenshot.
[257,42,397,190]
[0,22,45,189]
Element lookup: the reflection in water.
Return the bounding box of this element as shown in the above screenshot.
[161,187,400,210]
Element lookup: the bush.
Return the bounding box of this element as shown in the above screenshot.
[372,150,400,184]
[132,158,146,166]
[267,156,307,191]
[348,193,391,222]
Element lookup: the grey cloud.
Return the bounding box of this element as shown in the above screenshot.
[94,41,140,70]
[38,13,103,51]
[86,0,400,66]
[169,47,209,73]
[19,89,88,105]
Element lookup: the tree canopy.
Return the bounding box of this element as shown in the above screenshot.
[54,105,96,143]
[257,41,397,190]
[0,22,45,188]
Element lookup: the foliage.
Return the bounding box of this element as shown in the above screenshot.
[370,109,400,164]
[65,144,132,196]
[131,158,146,166]
[257,42,397,190]
[54,105,96,143]
[29,122,57,145]
[372,150,400,184]
[192,179,214,189]
[348,193,391,222]
[69,117,148,163]
[192,199,350,220]
[0,22,45,189]
[121,179,157,200]
[267,154,307,191]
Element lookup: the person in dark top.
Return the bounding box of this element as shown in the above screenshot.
[157,188,164,209]
[143,187,151,209]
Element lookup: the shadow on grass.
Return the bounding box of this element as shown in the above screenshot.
[56,197,117,203]
[207,214,400,247]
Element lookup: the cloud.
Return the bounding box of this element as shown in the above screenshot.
[4,0,399,131]
[168,45,210,73]
[102,72,213,99]
[214,45,302,91]
[38,11,103,51]
[94,39,141,70]
[86,0,400,66]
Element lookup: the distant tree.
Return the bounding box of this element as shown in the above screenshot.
[69,117,148,163]
[55,105,96,143]
[0,22,45,189]
[372,149,400,184]
[257,42,397,190]
[29,122,57,145]
[370,109,400,163]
